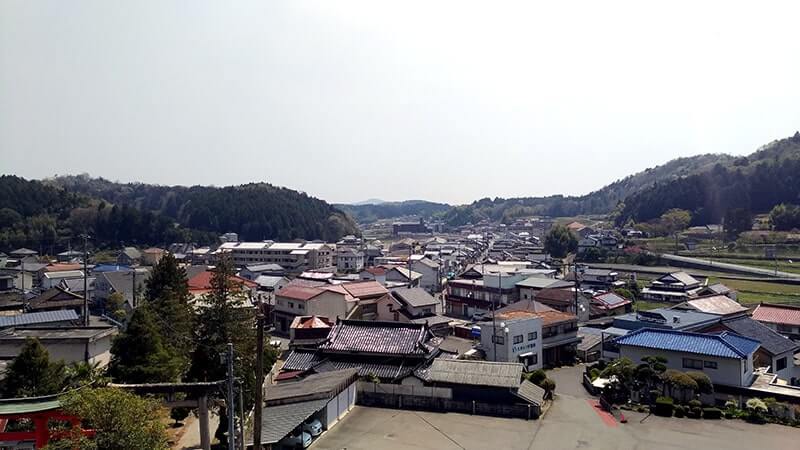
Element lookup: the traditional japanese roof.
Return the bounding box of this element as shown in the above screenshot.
[683,295,747,316]
[275,285,324,301]
[718,316,799,356]
[27,287,84,311]
[319,320,431,356]
[534,287,576,305]
[427,359,523,389]
[592,292,632,310]
[388,267,423,281]
[0,310,79,329]
[653,271,700,287]
[614,328,760,359]
[391,288,438,308]
[290,315,333,330]
[339,281,388,299]
[752,303,800,327]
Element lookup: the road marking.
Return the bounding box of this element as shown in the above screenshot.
[587,399,618,428]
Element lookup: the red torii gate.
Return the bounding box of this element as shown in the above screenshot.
[0,395,94,448]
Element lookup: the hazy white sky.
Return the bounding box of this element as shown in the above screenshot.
[2,1,799,205]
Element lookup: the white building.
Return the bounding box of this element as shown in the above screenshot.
[216,241,335,272]
[336,247,365,273]
[479,312,543,371]
[410,256,441,293]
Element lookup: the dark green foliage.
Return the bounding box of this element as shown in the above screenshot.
[686,372,713,395]
[723,208,753,238]
[688,399,702,408]
[688,406,703,419]
[52,175,359,242]
[703,408,722,419]
[527,369,547,385]
[618,135,800,226]
[337,200,451,223]
[144,253,194,370]
[543,225,577,258]
[674,404,685,418]
[170,407,191,425]
[47,387,169,450]
[654,396,674,417]
[769,203,800,231]
[108,307,181,384]
[2,338,66,398]
[540,378,556,400]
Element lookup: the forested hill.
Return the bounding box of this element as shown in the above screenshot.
[442,153,736,226]
[0,175,359,252]
[336,200,451,223]
[48,176,360,242]
[617,133,800,226]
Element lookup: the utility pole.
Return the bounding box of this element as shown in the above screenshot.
[132,268,137,309]
[81,234,89,326]
[253,297,265,450]
[492,270,500,362]
[226,343,236,450]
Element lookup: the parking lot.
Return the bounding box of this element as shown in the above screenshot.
[313,365,800,450]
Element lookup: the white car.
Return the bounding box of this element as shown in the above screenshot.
[280,431,312,449]
[302,417,323,437]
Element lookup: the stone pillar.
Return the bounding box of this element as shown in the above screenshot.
[198,395,211,450]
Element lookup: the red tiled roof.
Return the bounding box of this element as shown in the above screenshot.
[363,267,387,276]
[42,263,82,273]
[291,315,333,329]
[187,270,258,291]
[752,303,800,327]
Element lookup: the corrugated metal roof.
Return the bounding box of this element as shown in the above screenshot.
[427,359,522,389]
[320,320,429,356]
[685,295,747,315]
[0,310,79,328]
[254,399,328,444]
[266,369,358,404]
[614,328,760,359]
[514,380,545,405]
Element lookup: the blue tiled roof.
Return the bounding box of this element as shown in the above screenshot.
[613,327,760,359]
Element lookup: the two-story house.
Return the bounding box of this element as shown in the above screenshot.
[752,303,800,340]
[409,257,441,293]
[273,285,356,334]
[494,300,581,367]
[642,271,704,302]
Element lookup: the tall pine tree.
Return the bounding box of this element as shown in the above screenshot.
[108,307,181,384]
[143,253,194,373]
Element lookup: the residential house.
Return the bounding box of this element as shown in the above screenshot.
[0,326,118,367]
[8,248,38,259]
[423,359,544,415]
[409,257,441,293]
[0,310,80,330]
[590,292,633,318]
[56,250,83,263]
[41,270,84,290]
[253,275,289,303]
[697,283,738,301]
[336,247,365,273]
[94,268,150,310]
[671,295,748,317]
[641,271,704,302]
[534,287,591,322]
[385,267,422,288]
[361,245,384,267]
[280,320,440,383]
[58,277,95,299]
[372,288,450,335]
[117,247,142,266]
[566,268,625,290]
[516,277,571,301]
[614,328,760,387]
[479,311,542,370]
[27,287,85,315]
[752,303,800,340]
[141,247,167,266]
[699,315,799,383]
[289,315,333,349]
[186,269,258,304]
[273,285,356,334]
[494,300,581,367]
[359,267,387,285]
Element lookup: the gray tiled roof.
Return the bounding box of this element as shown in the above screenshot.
[427,359,522,389]
[320,320,430,356]
[0,310,79,329]
[392,288,438,307]
[721,316,799,356]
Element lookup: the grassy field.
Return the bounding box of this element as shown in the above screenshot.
[709,257,800,275]
[706,277,800,306]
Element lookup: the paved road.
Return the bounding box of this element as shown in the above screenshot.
[313,365,800,450]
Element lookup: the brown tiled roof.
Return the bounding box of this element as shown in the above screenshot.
[339,281,388,299]
[42,264,82,273]
[276,285,324,301]
[496,300,576,326]
[535,287,575,305]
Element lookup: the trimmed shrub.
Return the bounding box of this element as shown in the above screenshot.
[703,408,722,419]
[528,369,547,385]
[688,407,703,419]
[589,368,600,381]
[688,399,702,409]
[674,405,686,418]
[654,396,674,417]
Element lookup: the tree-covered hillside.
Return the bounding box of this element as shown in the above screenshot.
[617,133,800,225]
[336,200,451,223]
[49,175,359,242]
[441,153,735,225]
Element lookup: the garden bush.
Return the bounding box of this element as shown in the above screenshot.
[688,406,703,419]
[528,369,547,385]
[688,399,702,409]
[589,368,600,381]
[674,405,685,418]
[654,396,674,417]
[703,408,722,419]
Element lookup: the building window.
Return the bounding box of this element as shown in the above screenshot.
[513,335,523,344]
[682,358,703,370]
[703,361,717,370]
[777,357,787,371]
[288,301,294,309]
[527,332,537,341]
[532,354,538,365]
[777,324,793,333]
[492,335,505,345]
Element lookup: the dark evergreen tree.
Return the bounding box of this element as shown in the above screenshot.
[2,338,66,398]
[544,225,578,258]
[108,307,181,384]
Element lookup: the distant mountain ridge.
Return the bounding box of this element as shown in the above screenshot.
[441,152,737,226]
[336,200,451,224]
